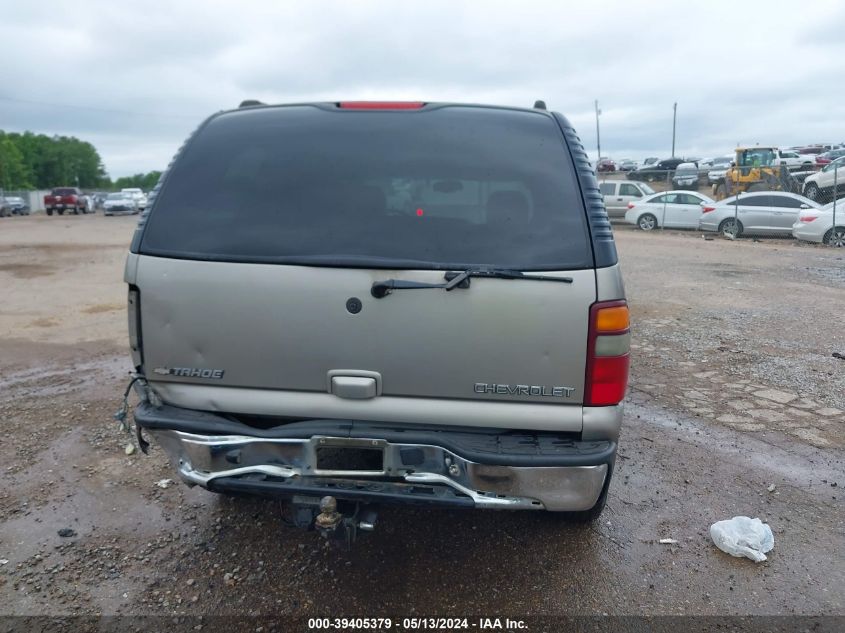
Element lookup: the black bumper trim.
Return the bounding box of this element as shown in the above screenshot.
[135,402,615,468]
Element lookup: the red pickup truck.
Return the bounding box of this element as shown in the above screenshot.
[44,188,91,216]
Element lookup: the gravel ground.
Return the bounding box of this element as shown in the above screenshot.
[0,214,842,623]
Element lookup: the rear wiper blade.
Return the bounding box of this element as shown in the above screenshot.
[443,268,574,288]
[371,268,573,299]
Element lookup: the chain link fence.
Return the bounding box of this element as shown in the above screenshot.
[598,156,844,247]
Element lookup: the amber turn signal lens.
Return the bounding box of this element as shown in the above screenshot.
[595,305,629,332]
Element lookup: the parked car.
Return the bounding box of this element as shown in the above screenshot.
[91,193,108,211]
[792,200,845,247]
[0,196,30,215]
[775,149,817,170]
[699,191,821,237]
[671,162,700,190]
[121,188,148,210]
[802,156,845,203]
[708,166,730,186]
[103,192,140,216]
[599,180,655,218]
[617,159,637,172]
[625,190,714,230]
[700,155,733,170]
[706,156,735,186]
[627,157,686,182]
[597,158,616,172]
[701,156,732,170]
[815,149,845,166]
[44,187,91,215]
[642,157,659,167]
[126,100,630,532]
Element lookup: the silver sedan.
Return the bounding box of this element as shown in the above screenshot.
[698,191,820,237]
[792,200,845,246]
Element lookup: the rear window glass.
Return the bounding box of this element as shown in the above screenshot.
[52,188,77,196]
[140,106,593,270]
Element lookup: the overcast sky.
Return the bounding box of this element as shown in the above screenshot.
[2,0,844,177]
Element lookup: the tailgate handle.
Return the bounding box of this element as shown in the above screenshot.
[331,376,377,399]
[327,370,382,399]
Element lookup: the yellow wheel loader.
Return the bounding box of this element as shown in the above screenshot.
[714,147,801,199]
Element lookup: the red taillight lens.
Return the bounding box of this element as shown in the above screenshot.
[585,300,630,407]
[799,215,818,223]
[627,202,635,209]
[588,355,631,405]
[338,101,425,110]
[702,205,716,213]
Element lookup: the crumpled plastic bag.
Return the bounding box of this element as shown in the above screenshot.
[710,516,774,562]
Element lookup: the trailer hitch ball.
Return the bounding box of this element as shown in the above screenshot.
[315,496,342,538]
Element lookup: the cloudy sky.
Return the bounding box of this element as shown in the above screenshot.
[2,0,844,177]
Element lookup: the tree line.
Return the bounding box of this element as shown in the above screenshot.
[0,129,160,192]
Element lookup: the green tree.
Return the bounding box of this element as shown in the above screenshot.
[1,129,110,189]
[114,171,162,191]
[0,133,32,189]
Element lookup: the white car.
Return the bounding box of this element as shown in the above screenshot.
[706,156,735,185]
[699,191,820,237]
[599,180,655,219]
[121,188,148,210]
[802,156,845,203]
[776,149,816,169]
[625,190,714,230]
[699,156,731,170]
[792,200,845,246]
[103,193,139,216]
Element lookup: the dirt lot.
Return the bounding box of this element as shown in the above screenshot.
[0,214,843,622]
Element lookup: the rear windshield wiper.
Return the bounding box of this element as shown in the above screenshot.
[371,268,573,298]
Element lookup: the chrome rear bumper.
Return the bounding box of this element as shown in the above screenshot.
[149,428,610,512]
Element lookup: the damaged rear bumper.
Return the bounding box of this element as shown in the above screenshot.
[135,403,615,511]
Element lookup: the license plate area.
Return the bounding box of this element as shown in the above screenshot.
[314,438,385,475]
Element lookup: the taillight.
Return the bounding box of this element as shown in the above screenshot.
[585,300,630,406]
[627,202,635,209]
[799,215,818,223]
[338,101,425,110]
[702,205,716,213]
[128,286,143,369]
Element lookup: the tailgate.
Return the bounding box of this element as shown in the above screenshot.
[136,257,595,405]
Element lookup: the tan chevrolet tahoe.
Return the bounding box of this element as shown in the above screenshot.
[125,100,630,539]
